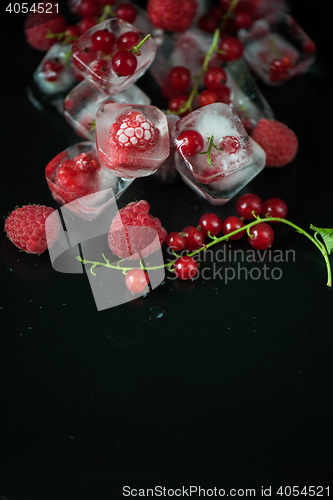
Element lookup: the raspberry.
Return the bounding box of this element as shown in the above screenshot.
[4,205,59,255]
[110,111,156,149]
[24,4,68,52]
[147,0,198,32]
[108,200,167,260]
[251,119,298,167]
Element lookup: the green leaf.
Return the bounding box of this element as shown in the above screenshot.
[310,224,333,254]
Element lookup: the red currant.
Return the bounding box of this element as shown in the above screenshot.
[168,95,188,116]
[42,58,64,82]
[198,13,219,33]
[64,25,80,43]
[91,30,115,54]
[198,213,222,237]
[90,58,111,83]
[269,57,292,82]
[236,193,262,220]
[125,268,149,294]
[77,17,97,35]
[203,66,227,90]
[176,130,204,156]
[218,136,241,154]
[198,89,217,107]
[166,232,185,251]
[248,223,274,250]
[167,66,191,91]
[181,226,205,251]
[215,84,231,105]
[116,31,140,50]
[78,0,101,18]
[230,11,253,31]
[111,50,137,76]
[72,45,97,71]
[218,36,244,62]
[221,216,245,240]
[261,197,288,222]
[174,256,198,280]
[114,3,136,23]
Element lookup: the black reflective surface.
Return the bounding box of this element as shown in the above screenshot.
[1,1,332,498]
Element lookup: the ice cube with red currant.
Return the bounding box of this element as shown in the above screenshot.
[63,79,151,141]
[45,142,134,219]
[71,18,156,94]
[95,103,169,178]
[33,43,76,97]
[238,12,316,85]
[172,102,263,184]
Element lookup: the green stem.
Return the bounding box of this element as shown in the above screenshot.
[220,0,242,33]
[168,28,221,116]
[76,217,332,287]
[98,4,114,22]
[131,34,151,54]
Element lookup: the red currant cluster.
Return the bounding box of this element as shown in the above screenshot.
[198,0,257,35]
[165,193,288,280]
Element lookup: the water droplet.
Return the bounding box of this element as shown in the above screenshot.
[149,305,166,320]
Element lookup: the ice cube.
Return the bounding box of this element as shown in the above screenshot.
[175,139,265,205]
[45,142,134,220]
[149,28,216,98]
[152,113,179,183]
[238,12,316,85]
[225,58,274,132]
[71,18,156,94]
[172,103,261,184]
[63,80,151,141]
[96,103,170,178]
[30,43,77,108]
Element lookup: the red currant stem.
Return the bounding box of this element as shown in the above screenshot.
[130,34,151,54]
[45,29,64,40]
[63,47,72,64]
[220,0,242,33]
[167,29,221,116]
[89,120,96,132]
[76,217,332,287]
[98,5,114,22]
[199,135,224,166]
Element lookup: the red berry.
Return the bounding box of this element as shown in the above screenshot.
[176,130,204,156]
[251,119,298,168]
[174,256,198,280]
[167,66,191,91]
[218,136,241,154]
[221,216,245,240]
[24,6,68,52]
[198,213,222,237]
[168,95,188,116]
[147,0,198,32]
[215,84,231,105]
[261,197,288,222]
[77,17,97,34]
[64,25,80,43]
[72,45,97,71]
[77,0,101,18]
[115,3,136,23]
[42,58,64,82]
[248,223,274,250]
[111,50,137,76]
[108,200,167,260]
[236,193,262,220]
[203,66,227,90]
[232,11,253,30]
[116,31,140,50]
[198,89,217,107]
[73,152,99,172]
[218,36,244,62]
[269,57,292,82]
[181,226,205,251]
[125,268,149,294]
[90,58,111,84]
[198,13,219,33]
[91,30,116,54]
[166,232,185,251]
[4,205,59,254]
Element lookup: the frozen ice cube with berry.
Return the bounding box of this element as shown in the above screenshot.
[31,43,77,107]
[63,80,151,141]
[71,18,156,94]
[238,12,316,85]
[172,102,261,184]
[45,142,133,219]
[96,103,170,178]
